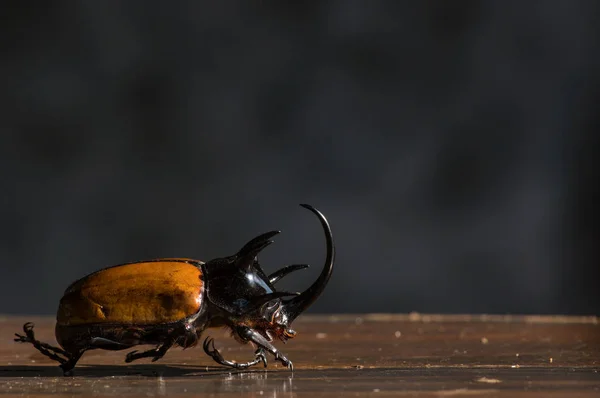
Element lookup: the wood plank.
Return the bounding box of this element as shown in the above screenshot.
[1,314,598,397]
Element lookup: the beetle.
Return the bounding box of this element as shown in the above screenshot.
[14,204,334,375]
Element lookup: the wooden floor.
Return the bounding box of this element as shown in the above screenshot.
[1,314,598,397]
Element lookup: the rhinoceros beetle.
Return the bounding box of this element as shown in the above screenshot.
[15,204,334,375]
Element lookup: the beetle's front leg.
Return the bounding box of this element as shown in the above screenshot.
[237,326,293,370]
[202,337,267,369]
[203,337,267,369]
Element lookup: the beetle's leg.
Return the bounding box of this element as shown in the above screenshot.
[125,340,174,363]
[59,350,84,376]
[14,322,70,365]
[202,337,268,369]
[237,326,293,370]
[124,322,197,364]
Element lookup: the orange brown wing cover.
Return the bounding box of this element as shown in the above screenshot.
[56,261,203,326]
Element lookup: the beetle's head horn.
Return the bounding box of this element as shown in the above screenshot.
[281,204,335,323]
[235,230,280,270]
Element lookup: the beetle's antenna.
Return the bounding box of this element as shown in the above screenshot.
[282,204,335,322]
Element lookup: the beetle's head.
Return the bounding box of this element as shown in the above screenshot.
[204,204,335,342]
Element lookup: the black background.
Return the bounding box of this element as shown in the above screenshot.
[1,2,598,316]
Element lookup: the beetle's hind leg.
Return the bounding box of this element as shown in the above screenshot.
[59,350,85,376]
[14,322,70,366]
[203,337,268,369]
[14,322,86,376]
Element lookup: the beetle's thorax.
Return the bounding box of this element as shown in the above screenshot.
[202,258,276,315]
[202,256,296,342]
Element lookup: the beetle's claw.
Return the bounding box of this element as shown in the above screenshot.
[255,348,268,368]
[202,336,224,361]
[277,354,293,371]
[14,333,28,343]
[19,322,36,341]
[14,323,36,343]
[281,358,293,371]
[211,342,224,361]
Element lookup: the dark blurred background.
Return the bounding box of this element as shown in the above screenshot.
[1,2,598,316]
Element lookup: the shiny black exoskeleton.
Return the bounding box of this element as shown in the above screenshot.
[14,204,335,374]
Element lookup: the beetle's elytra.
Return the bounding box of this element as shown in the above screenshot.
[15,204,334,375]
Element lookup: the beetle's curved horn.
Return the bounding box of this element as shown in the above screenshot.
[236,230,280,270]
[282,204,335,322]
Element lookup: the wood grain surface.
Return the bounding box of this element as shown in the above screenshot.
[1,314,598,397]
